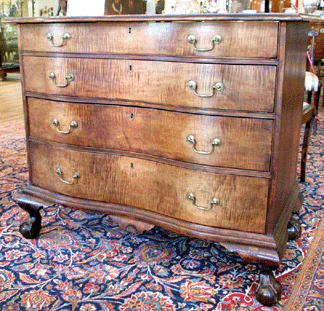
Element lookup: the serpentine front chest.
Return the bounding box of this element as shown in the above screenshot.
[8,14,308,306]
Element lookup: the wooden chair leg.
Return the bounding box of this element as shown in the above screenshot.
[317,59,324,108]
[0,69,6,81]
[301,117,315,182]
[314,82,321,134]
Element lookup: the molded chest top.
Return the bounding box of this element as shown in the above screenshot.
[5,12,305,24]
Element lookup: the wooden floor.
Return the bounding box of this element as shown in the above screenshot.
[0,73,23,123]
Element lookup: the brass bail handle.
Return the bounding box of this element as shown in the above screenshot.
[56,168,80,185]
[187,34,222,52]
[187,193,220,211]
[46,33,71,47]
[52,119,78,134]
[187,134,221,155]
[49,72,74,88]
[188,80,224,98]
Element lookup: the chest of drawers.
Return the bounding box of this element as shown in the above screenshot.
[8,14,308,306]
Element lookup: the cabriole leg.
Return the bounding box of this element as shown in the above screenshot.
[18,196,44,239]
[256,267,282,307]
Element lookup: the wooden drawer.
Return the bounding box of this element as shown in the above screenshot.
[28,98,273,171]
[23,56,276,113]
[29,142,269,234]
[19,21,278,59]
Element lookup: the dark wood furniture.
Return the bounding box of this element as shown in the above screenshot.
[302,103,316,181]
[302,14,324,109]
[0,65,19,80]
[0,25,19,80]
[306,18,324,63]
[6,14,308,307]
[309,19,324,110]
[301,73,321,182]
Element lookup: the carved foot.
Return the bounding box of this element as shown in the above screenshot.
[19,210,42,239]
[256,268,282,306]
[287,217,302,241]
[109,215,154,234]
[18,196,44,239]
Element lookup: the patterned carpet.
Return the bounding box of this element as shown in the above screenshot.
[0,111,323,311]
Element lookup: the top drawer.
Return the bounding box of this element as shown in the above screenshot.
[19,21,279,59]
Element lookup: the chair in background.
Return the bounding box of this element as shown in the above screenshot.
[300,71,321,182]
[0,23,19,81]
[306,22,324,109]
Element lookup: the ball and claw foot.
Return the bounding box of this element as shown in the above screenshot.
[287,217,302,241]
[256,269,282,306]
[19,210,42,239]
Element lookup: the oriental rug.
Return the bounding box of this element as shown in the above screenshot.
[0,111,323,311]
[284,215,324,311]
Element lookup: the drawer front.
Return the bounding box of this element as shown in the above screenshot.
[19,22,278,58]
[28,98,273,171]
[23,56,276,112]
[29,142,269,234]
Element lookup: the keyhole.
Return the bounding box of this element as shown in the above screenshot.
[130,112,134,120]
[128,27,132,34]
[130,163,134,169]
[129,65,133,72]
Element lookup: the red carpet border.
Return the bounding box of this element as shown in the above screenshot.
[284,215,324,311]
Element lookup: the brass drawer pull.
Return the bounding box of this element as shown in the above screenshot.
[187,34,222,52]
[52,119,78,134]
[56,168,80,185]
[46,33,71,47]
[187,193,220,211]
[188,80,224,98]
[49,72,74,88]
[187,134,221,155]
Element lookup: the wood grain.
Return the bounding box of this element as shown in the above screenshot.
[12,17,308,284]
[18,21,278,59]
[29,141,269,234]
[27,98,273,171]
[267,21,308,234]
[23,56,277,112]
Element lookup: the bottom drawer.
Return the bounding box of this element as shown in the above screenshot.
[29,142,269,234]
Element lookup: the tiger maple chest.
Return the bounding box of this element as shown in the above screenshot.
[8,14,308,306]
